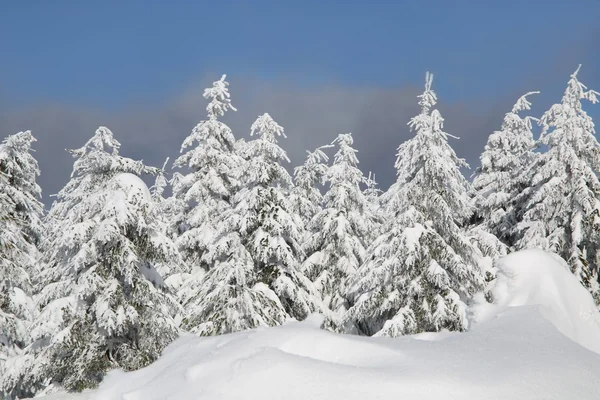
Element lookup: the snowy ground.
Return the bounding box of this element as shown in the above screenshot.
[37,249,600,400]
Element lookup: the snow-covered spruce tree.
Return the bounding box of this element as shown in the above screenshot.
[182,113,322,335]
[1,127,181,398]
[0,131,43,364]
[344,73,485,337]
[303,133,375,315]
[513,65,600,303]
[290,145,331,228]
[472,91,539,243]
[172,74,242,274]
[150,158,186,281]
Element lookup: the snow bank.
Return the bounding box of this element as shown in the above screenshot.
[472,248,600,354]
[35,250,600,400]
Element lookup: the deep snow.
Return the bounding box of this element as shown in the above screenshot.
[35,249,600,399]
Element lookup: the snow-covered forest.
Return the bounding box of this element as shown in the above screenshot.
[1,68,600,399]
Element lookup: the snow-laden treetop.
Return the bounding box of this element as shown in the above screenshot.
[405,72,459,145]
[243,113,291,187]
[205,74,237,119]
[540,65,599,152]
[387,71,472,225]
[0,130,43,208]
[417,71,437,113]
[1,131,38,159]
[250,113,287,142]
[71,126,120,159]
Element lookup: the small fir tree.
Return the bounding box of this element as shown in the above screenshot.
[472,91,539,243]
[290,145,332,228]
[303,133,375,316]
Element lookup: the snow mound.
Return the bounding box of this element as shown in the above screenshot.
[112,173,151,203]
[472,248,600,354]
[34,250,600,400]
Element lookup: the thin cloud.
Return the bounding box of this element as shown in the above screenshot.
[1,66,598,206]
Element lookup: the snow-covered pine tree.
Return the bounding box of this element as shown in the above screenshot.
[345,72,484,337]
[150,158,185,281]
[472,91,539,243]
[290,145,331,228]
[182,113,322,335]
[172,74,241,272]
[0,131,43,364]
[303,133,374,316]
[1,127,181,398]
[513,65,600,303]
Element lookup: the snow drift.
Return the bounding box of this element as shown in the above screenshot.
[36,249,600,400]
[472,248,600,354]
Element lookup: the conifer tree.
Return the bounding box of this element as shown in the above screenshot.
[303,133,374,315]
[345,73,484,337]
[182,114,322,335]
[172,74,242,271]
[150,158,185,280]
[0,131,43,363]
[513,66,600,303]
[1,127,180,398]
[290,145,331,228]
[472,91,539,243]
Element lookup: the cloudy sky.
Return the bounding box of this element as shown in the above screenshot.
[1,0,599,206]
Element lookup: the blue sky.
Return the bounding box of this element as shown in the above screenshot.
[1,0,599,199]
[2,0,598,106]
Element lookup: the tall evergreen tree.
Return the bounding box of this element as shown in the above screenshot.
[182,114,322,335]
[290,145,331,228]
[0,131,43,363]
[345,73,484,337]
[513,66,600,303]
[472,91,539,243]
[303,133,374,315]
[172,74,242,271]
[1,127,180,398]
